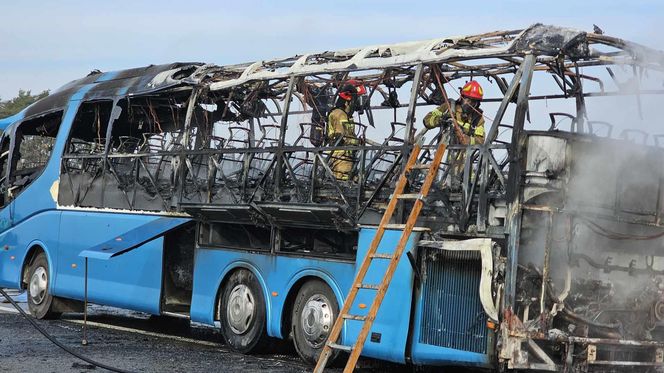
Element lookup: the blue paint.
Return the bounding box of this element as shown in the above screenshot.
[190,250,356,340]
[93,71,120,83]
[411,342,490,367]
[343,228,417,364]
[0,211,61,289]
[80,217,190,260]
[190,227,417,364]
[56,211,165,313]
[0,111,24,131]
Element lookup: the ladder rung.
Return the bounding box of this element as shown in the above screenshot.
[356,284,380,290]
[370,253,393,259]
[382,224,430,232]
[411,163,430,169]
[397,193,423,200]
[342,314,367,321]
[328,342,353,352]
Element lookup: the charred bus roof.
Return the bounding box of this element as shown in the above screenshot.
[3,23,663,131]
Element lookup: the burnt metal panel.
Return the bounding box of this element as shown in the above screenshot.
[256,202,352,229]
[180,203,266,225]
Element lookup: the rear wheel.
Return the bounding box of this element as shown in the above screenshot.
[218,269,268,353]
[291,279,339,365]
[26,253,60,319]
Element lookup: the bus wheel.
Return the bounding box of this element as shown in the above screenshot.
[291,280,339,365]
[218,269,268,353]
[26,253,60,319]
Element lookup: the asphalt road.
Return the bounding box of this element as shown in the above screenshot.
[0,291,409,373]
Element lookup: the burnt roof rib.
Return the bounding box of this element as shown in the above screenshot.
[7,24,664,125]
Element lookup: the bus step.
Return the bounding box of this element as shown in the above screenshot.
[370,253,393,259]
[397,193,423,200]
[342,314,367,321]
[356,284,380,290]
[328,342,353,352]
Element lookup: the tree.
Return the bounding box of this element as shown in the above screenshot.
[0,89,49,119]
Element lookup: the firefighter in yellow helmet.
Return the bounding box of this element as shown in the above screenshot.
[327,80,367,180]
[422,80,485,185]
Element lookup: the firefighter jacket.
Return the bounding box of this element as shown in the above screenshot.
[327,108,359,146]
[423,100,485,144]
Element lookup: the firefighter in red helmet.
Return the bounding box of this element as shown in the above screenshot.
[327,80,367,180]
[422,80,485,187]
[423,80,485,144]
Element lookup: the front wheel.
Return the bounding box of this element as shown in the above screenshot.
[218,269,269,353]
[26,253,60,319]
[291,279,340,365]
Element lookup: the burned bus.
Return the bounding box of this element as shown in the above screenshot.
[1,24,664,371]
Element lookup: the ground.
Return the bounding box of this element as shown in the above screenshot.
[0,291,411,373]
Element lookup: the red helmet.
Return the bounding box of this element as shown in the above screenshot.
[339,79,367,101]
[461,80,483,100]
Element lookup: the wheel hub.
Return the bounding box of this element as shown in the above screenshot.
[300,294,333,348]
[29,266,48,305]
[227,284,255,334]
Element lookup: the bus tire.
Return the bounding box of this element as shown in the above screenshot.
[218,269,268,353]
[26,253,61,319]
[291,279,339,366]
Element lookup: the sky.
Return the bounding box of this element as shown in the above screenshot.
[1,0,664,100]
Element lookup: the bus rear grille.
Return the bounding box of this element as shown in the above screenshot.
[419,248,488,354]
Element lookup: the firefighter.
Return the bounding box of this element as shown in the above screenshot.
[327,80,367,181]
[423,80,485,144]
[422,81,485,185]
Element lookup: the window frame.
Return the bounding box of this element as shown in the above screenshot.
[5,109,64,202]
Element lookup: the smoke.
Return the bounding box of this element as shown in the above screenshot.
[515,48,664,339]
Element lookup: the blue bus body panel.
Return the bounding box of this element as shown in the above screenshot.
[190,227,417,364]
[80,217,190,260]
[344,228,416,364]
[85,238,163,314]
[0,211,62,288]
[411,343,490,367]
[56,211,165,314]
[190,249,356,336]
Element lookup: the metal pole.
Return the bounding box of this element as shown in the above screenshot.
[274,78,296,198]
[504,53,536,311]
[175,88,201,209]
[404,64,424,145]
[540,212,553,314]
[82,257,88,346]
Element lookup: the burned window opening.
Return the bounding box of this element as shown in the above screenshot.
[198,222,272,251]
[9,111,63,200]
[279,227,357,258]
[59,101,113,207]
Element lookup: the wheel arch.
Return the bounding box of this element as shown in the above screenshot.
[20,241,53,290]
